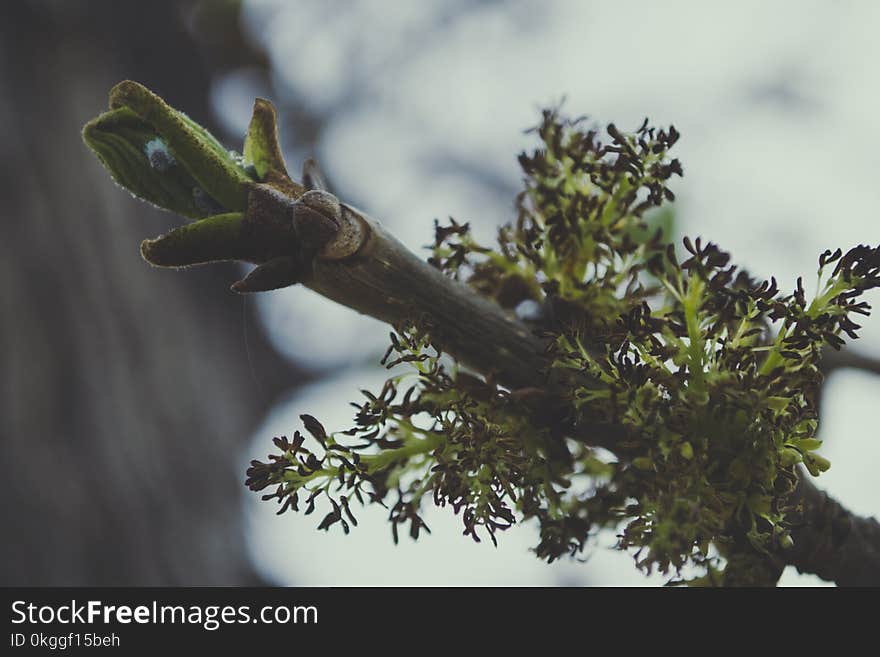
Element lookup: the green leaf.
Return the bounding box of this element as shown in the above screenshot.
[793,438,823,452]
[804,453,831,476]
[766,396,791,412]
[243,98,289,180]
[779,447,803,467]
[92,80,254,213]
[679,441,694,460]
[83,107,221,219]
[140,212,246,266]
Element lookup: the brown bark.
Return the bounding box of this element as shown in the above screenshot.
[787,473,880,586]
[307,211,549,389]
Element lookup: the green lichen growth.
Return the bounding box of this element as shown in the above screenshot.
[246,110,879,583]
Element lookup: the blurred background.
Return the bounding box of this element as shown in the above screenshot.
[2,0,878,586]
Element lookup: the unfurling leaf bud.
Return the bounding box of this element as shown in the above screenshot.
[83,80,255,217]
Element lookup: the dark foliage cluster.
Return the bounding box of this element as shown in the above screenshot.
[251,110,879,581]
[247,324,614,555]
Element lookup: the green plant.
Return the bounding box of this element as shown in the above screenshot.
[84,82,880,586]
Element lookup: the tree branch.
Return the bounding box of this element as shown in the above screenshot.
[306,209,549,390]
[84,82,880,585]
[786,471,880,586]
[820,346,880,378]
[302,204,880,585]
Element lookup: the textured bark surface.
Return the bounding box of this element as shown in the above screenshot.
[0,1,294,585]
[788,473,880,586]
[309,211,549,389]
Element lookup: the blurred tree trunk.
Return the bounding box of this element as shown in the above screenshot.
[0,1,294,584]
